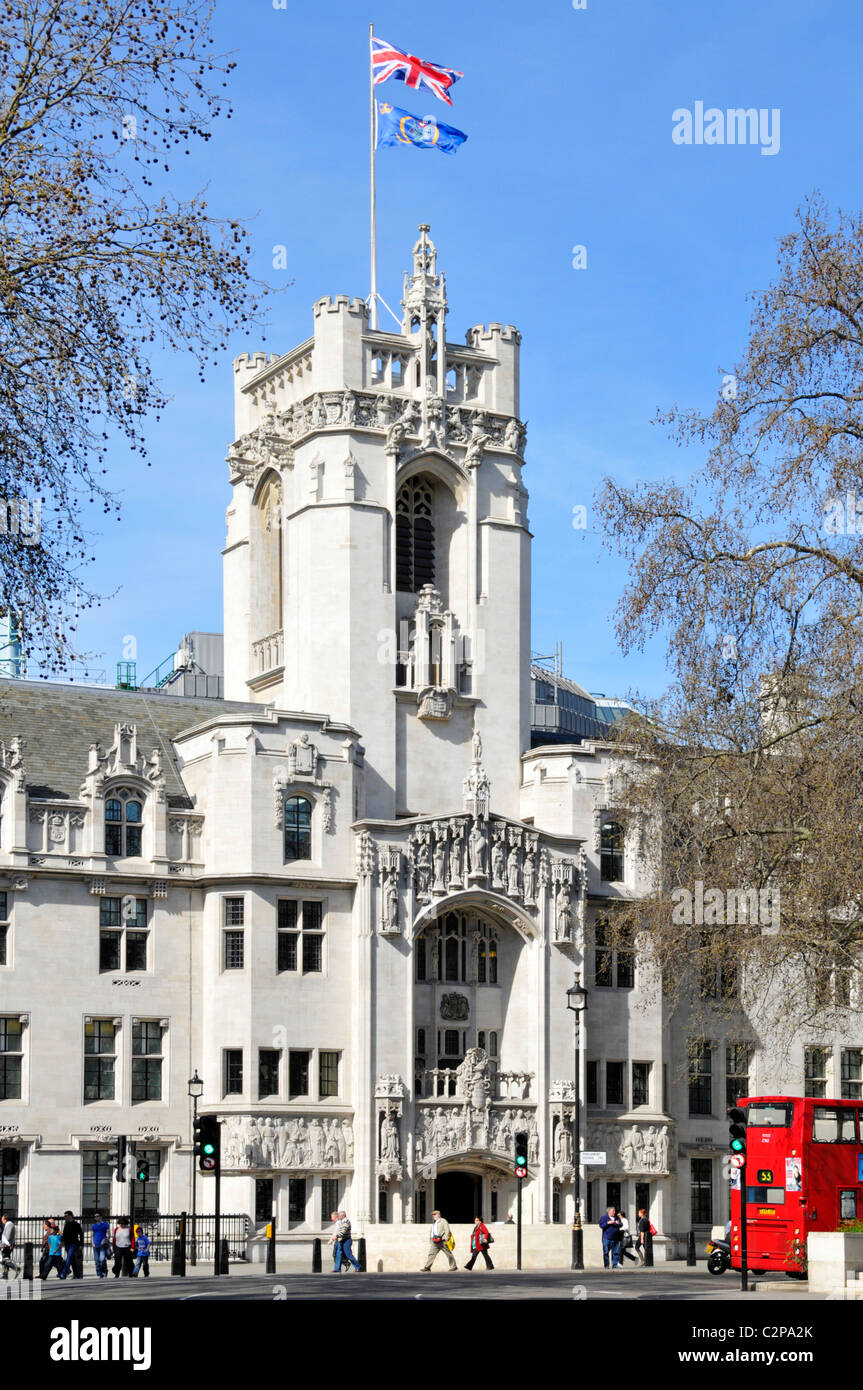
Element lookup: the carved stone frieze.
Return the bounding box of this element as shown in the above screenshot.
[221,1114,354,1171]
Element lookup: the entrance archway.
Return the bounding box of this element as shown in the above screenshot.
[434,1170,482,1224]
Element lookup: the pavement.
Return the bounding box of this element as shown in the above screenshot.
[21,1265,821,1301]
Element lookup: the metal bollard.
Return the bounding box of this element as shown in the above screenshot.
[265,1222,276,1275]
[644,1229,654,1268]
[571,1225,584,1272]
[219,1238,229,1274]
[686,1230,696,1266]
[357,1236,367,1273]
[22,1242,33,1281]
[312,1237,322,1273]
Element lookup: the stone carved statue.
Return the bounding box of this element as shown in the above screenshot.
[456,1048,490,1110]
[414,838,431,896]
[472,729,482,762]
[382,867,399,931]
[523,848,537,904]
[380,1110,400,1162]
[555,881,573,941]
[507,842,522,897]
[554,1120,572,1165]
[491,834,506,888]
[432,836,447,892]
[469,820,487,876]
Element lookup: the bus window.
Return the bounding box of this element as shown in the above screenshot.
[812,1107,857,1143]
[747,1102,793,1127]
[746,1187,785,1204]
[840,1190,859,1221]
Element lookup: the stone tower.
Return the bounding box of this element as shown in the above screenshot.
[223,227,531,819]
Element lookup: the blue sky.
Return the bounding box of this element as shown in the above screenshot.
[67,0,860,701]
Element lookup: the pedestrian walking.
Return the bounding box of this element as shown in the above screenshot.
[112,1217,134,1277]
[635,1207,654,1264]
[0,1213,19,1278]
[91,1212,110,1278]
[59,1210,84,1280]
[327,1210,343,1272]
[132,1227,151,1278]
[617,1210,639,1264]
[599,1204,622,1269]
[41,1223,64,1279]
[335,1210,361,1272]
[421,1210,457,1272]
[463,1216,494,1271]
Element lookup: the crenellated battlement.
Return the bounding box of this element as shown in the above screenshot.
[313,295,369,319]
[234,351,280,375]
[466,323,522,348]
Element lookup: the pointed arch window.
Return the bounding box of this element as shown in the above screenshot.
[284,795,312,862]
[105,790,143,857]
[396,478,435,593]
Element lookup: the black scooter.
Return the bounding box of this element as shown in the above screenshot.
[705,1236,731,1275]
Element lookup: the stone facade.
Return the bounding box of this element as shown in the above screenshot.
[0,228,854,1247]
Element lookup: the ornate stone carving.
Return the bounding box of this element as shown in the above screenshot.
[221,1114,355,1171]
[288,733,318,778]
[583,1122,674,1175]
[417,686,452,720]
[355,829,377,879]
[378,846,401,935]
[440,992,469,1021]
[152,881,168,899]
[415,1099,538,1166]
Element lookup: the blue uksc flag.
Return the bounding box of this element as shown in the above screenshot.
[376,100,467,155]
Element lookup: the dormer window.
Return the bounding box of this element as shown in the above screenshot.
[105,790,143,857]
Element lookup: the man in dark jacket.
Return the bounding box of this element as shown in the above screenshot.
[599,1206,622,1269]
[59,1210,84,1280]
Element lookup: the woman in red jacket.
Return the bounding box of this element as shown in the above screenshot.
[464,1216,494,1271]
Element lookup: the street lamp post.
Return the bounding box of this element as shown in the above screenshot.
[566,978,588,1272]
[188,1069,204,1267]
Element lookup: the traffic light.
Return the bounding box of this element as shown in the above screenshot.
[194,1114,220,1172]
[135,1155,151,1183]
[514,1130,529,1180]
[728,1106,747,1159]
[107,1135,127,1182]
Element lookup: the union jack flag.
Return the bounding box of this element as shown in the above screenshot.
[371,36,463,107]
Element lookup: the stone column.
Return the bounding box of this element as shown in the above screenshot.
[352,845,375,1226]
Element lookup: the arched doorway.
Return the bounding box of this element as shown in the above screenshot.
[434,1170,482,1224]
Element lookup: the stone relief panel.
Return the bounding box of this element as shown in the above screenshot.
[221,1114,354,1171]
[584,1122,673,1175]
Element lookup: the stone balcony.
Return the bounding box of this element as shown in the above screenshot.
[251,629,284,676]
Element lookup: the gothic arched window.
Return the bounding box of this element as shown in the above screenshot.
[284,795,312,862]
[105,790,143,857]
[600,821,624,882]
[396,477,435,593]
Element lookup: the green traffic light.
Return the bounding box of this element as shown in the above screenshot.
[730,1138,745,1152]
[203,1142,215,1154]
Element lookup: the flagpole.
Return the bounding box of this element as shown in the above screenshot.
[369,21,378,329]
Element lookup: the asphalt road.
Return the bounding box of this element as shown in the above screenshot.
[26,1268,817,1301]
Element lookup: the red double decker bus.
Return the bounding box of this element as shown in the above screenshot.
[729,1095,863,1275]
